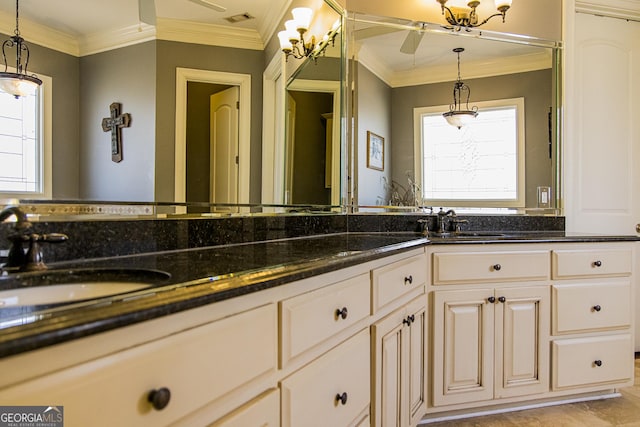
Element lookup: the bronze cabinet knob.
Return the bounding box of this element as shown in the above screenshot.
[148,387,171,410]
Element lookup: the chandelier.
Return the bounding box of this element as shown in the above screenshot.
[436,0,513,29]
[443,48,478,129]
[0,0,42,98]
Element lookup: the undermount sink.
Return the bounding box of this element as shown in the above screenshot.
[431,231,515,239]
[0,268,171,307]
[453,231,513,237]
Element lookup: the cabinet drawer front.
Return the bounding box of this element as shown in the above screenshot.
[433,251,550,285]
[209,389,279,427]
[372,254,426,312]
[281,329,370,427]
[280,273,370,366]
[0,304,277,427]
[552,334,633,390]
[552,281,631,334]
[552,249,632,279]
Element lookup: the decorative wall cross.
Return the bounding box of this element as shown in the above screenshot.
[101,102,131,163]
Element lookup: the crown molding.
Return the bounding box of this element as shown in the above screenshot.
[260,0,293,48]
[79,24,156,56]
[356,44,394,87]
[359,50,552,88]
[0,9,79,56]
[1,12,265,58]
[155,18,264,51]
[576,0,640,21]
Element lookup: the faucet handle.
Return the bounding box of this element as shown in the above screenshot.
[23,233,69,271]
[417,218,430,236]
[451,218,469,233]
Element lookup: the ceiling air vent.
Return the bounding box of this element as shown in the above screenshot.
[225,13,255,24]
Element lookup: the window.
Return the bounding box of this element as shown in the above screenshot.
[0,72,51,199]
[413,98,525,208]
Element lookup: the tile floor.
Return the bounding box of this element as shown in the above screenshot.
[423,355,640,426]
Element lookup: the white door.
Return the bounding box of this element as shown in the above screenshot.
[210,86,239,207]
[565,12,640,235]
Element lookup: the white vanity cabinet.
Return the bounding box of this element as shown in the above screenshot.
[430,249,550,407]
[426,241,635,419]
[550,244,634,391]
[0,245,429,427]
[0,303,279,427]
[370,253,428,427]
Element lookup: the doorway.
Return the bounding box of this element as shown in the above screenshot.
[185,82,240,212]
[175,68,251,208]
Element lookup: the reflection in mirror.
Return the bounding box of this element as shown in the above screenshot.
[284,31,342,207]
[0,0,345,218]
[347,13,561,213]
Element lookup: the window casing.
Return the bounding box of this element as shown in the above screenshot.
[0,72,52,200]
[413,98,525,208]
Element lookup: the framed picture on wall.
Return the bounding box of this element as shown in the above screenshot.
[366,131,384,171]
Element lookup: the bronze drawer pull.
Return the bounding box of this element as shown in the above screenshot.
[498,296,506,303]
[487,296,496,303]
[593,305,602,312]
[594,360,603,367]
[403,314,416,326]
[148,387,171,410]
[335,392,348,405]
[404,275,413,285]
[593,260,602,267]
[492,264,502,271]
[336,307,348,320]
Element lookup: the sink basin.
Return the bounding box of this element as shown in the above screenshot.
[453,231,513,237]
[0,268,171,307]
[430,231,515,239]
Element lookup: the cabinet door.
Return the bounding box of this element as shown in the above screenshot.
[494,286,550,399]
[406,297,426,427]
[372,309,404,427]
[371,296,426,427]
[432,289,494,406]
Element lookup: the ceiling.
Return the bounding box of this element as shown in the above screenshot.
[0,0,291,55]
[352,17,555,88]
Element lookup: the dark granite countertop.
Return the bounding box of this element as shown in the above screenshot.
[0,232,428,358]
[0,230,637,359]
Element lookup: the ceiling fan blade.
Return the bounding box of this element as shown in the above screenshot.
[400,30,425,55]
[188,0,227,12]
[354,25,403,42]
[139,0,157,25]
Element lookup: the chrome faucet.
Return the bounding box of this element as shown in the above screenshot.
[1,206,68,271]
[436,208,456,234]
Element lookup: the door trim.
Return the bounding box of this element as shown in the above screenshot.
[175,68,251,205]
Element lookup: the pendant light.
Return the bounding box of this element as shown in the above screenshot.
[443,47,478,129]
[0,0,42,98]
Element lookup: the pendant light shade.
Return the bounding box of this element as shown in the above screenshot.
[0,0,42,98]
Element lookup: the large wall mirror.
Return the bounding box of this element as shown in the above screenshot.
[345,12,562,213]
[0,0,344,217]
